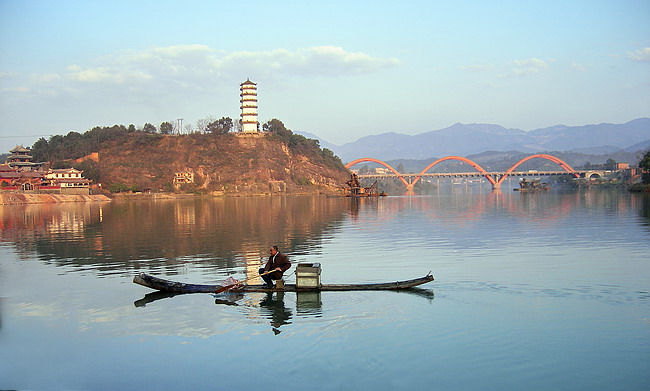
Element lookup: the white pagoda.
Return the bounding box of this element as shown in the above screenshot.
[239,79,259,133]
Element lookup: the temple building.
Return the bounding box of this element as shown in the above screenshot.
[240,79,259,133]
[6,145,44,171]
[1,146,91,194]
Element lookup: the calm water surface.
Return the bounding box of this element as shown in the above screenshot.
[1,189,649,390]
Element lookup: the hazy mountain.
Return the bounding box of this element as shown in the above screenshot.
[385,149,646,174]
[569,145,624,155]
[321,118,650,162]
[529,118,650,151]
[295,131,338,152]
[624,139,650,152]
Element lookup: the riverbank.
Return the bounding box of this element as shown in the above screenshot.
[0,193,111,205]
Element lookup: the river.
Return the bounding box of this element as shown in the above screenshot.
[1,189,649,390]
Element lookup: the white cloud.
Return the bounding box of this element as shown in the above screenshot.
[1,86,30,93]
[628,47,650,62]
[511,58,550,75]
[67,67,153,84]
[4,45,400,101]
[212,46,400,78]
[460,63,494,72]
[571,61,587,72]
[58,45,400,87]
[499,58,552,78]
[30,73,61,83]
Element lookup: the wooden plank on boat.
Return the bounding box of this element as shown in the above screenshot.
[133,273,434,294]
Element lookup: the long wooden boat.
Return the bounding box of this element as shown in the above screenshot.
[133,272,434,294]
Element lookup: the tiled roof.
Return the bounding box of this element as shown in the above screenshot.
[9,145,30,153]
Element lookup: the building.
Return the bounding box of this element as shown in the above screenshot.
[173,171,195,188]
[6,145,44,171]
[44,168,91,192]
[1,147,91,194]
[240,79,259,133]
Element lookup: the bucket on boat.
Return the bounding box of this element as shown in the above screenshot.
[296,263,321,289]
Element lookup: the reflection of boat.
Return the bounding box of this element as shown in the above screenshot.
[514,178,550,191]
[133,273,434,293]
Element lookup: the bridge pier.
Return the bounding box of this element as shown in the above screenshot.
[491,174,503,190]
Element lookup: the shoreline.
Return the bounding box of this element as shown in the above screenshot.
[0,190,343,204]
[0,193,112,205]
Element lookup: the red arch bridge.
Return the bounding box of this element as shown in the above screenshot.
[345,154,606,191]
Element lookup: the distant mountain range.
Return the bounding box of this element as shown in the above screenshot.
[298,118,650,162]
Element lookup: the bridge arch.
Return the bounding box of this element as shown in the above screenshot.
[345,158,410,188]
[412,156,497,188]
[497,154,578,187]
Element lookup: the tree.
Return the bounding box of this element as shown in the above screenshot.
[143,123,157,133]
[207,117,233,134]
[160,121,174,135]
[605,158,617,170]
[31,137,49,162]
[263,118,292,141]
[639,149,650,184]
[195,116,216,133]
[127,124,136,133]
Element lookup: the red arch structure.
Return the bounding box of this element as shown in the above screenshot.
[412,156,497,188]
[495,154,578,188]
[345,154,579,191]
[344,158,410,188]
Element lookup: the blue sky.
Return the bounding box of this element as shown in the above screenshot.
[0,0,648,152]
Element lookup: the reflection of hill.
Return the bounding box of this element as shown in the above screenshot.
[0,197,348,274]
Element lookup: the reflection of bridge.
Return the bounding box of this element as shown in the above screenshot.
[345,154,605,191]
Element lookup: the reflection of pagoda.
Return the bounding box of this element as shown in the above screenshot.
[6,145,44,171]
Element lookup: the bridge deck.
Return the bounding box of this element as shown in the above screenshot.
[357,171,593,179]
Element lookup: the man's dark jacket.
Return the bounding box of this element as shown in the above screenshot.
[263,252,291,280]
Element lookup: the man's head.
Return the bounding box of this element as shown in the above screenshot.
[269,245,279,256]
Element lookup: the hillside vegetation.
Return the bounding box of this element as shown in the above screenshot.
[31,121,350,194]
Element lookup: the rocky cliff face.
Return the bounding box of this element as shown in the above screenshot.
[97,133,349,194]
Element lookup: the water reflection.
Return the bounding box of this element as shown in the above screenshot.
[1,190,648,278]
[296,291,323,316]
[134,291,179,307]
[636,193,650,228]
[2,189,648,390]
[258,292,292,335]
[0,197,350,276]
[214,292,245,306]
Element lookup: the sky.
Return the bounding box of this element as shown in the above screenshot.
[0,0,648,152]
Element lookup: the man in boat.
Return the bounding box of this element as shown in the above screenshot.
[259,245,291,288]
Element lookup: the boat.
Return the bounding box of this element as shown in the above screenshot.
[337,173,388,197]
[133,272,434,294]
[514,178,550,191]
